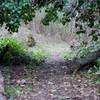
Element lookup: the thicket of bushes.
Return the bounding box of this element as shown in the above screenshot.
[0,37,27,65]
[0,37,100,69]
[0,37,48,66]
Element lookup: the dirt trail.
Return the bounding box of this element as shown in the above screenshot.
[3,65,100,100]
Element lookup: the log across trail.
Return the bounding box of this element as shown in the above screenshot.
[72,48,100,72]
[44,48,100,73]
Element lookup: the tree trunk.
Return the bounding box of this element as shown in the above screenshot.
[71,49,100,72]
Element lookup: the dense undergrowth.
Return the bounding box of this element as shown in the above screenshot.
[0,37,27,65]
[29,46,50,66]
[0,37,100,67]
[77,41,100,85]
[63,40,100,60]
[0,37,48,66]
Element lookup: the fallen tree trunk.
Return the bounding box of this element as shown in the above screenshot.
[78,49,100,67]
[43,49,100,74]
[71,49,100,73]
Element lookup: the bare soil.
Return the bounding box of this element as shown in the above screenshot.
[2,64,100,100]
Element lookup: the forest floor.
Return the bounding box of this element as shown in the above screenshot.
[1,42,100,100]
[2,65,100,100]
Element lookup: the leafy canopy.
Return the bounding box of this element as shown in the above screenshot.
[0,0,35,32]
[0,0,100,40]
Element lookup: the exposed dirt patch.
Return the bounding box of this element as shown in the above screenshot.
[2,65,100,100]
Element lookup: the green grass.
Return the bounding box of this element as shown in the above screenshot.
[30,46,50,66]
[61,51,76,60]
[33,43,71,58]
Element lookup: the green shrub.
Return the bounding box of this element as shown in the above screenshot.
[62,51,76,60]
[76,43,92,58]
[63,43,95,60]
[0,37,28,65]
[30,47,49,66]
[96,59,100,67]
[81,59,100,85]
[5,85,22,98]
[77,40,100,59]
[0,37,51,66]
